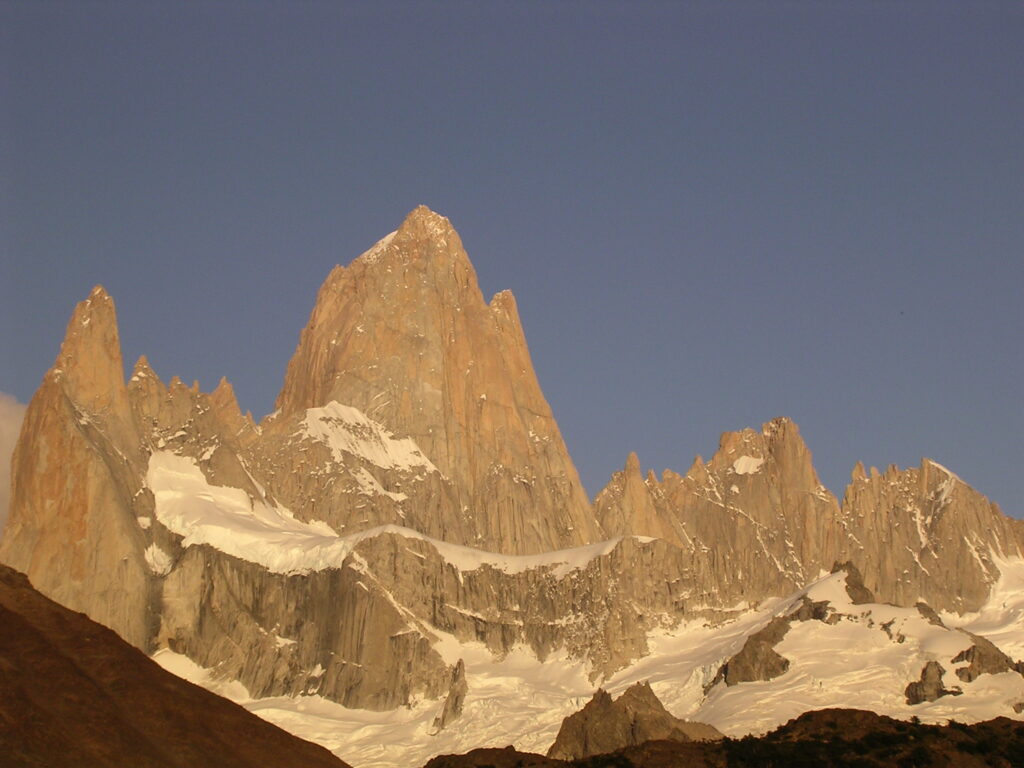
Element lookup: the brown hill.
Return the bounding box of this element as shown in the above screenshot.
[421,708,1024,767]
[0,564,350,768]
[547,682,722,760]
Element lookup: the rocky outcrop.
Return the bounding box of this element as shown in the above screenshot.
[422,746,561,768]
[432,659,468,732]
[708,616,793,689]
[546,682,722,760]
[832,561,874,604]
[706,594,840,692]
[951,632,1024,683]
[0,564,350,768]
[905,661,962,705]
[429,711,1024,768]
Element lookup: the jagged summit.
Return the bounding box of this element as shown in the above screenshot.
[398,203,458,237]
[266,207,600,554]
[349,206,461,271]
[53,285,127,411]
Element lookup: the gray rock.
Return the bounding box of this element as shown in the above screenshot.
[915,602,946,627]
[546,682,722,760]
[831,561,874,605]
[905,661,961,705]
[432,659,468,732]
[952,632,1020,683]
[707,616,793,691]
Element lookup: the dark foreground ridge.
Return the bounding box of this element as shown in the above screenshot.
[422,708,1024,768]
[0,564,350,768]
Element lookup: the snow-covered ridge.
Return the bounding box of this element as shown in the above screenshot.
[300,401,438,474]
[145,451,641,577]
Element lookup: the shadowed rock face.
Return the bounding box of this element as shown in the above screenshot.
[704,595,837,693]
[905,661,962,705]
[432,658,468,732]
[952,632,1024,683]
[707,615,793,690]
[546,681,722,760]
[0,564,350,768]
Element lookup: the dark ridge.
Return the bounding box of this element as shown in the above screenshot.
[421,708,1024,767]
[0,564,351,768]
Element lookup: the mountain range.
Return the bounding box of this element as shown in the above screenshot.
[2,206,1022,766]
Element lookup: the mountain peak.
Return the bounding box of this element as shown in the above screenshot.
[271,209,599,554]
[401,203,450,228]
[389,204,465,265]
[54,285,127,412]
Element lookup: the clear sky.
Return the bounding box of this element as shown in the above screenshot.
[2,1,1021,515]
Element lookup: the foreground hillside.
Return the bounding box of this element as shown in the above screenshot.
[423,709,1024,768]
[0,564,350,768]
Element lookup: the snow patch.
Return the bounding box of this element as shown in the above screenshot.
[144,543,173,576]
[943,554,1024,658]
[146,451,638,578]
[301,402,438,474]
[355,231,397,265]
[351,467,407,502]
[732,455,764,475]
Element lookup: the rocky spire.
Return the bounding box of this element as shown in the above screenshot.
[0,286,150,649]
[594,452,683,546]
[53,286,130,415]
[268,206,601,554]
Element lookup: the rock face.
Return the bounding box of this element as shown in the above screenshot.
[0,564,350,768]
[905,661,962,705]
[546,682,723,760]
[595,424,1024,614]
[710,616,793,689]
[952,632,1024,683]
[597,420,854,607]
[268,206,599,555]
[2,204,1023,724]
[0,288,153,650]
[839,459,1024,612]
[432,659,468,732]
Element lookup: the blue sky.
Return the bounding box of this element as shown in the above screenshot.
[2,1,1021,514]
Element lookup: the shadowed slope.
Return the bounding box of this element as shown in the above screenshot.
[0,564,351,768]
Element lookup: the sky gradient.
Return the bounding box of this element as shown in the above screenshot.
[2,1,1022,515]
